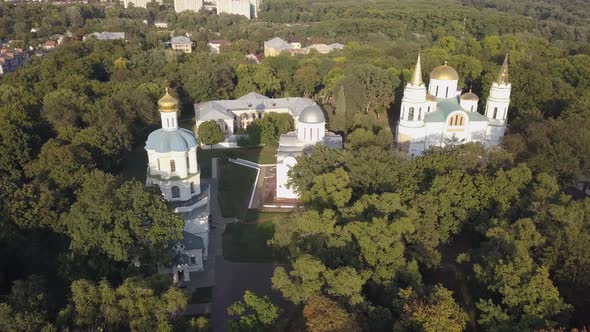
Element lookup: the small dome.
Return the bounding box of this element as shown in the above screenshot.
[146,128,198,153]
[158,88,178,112]
[460,91,479,101]
[298,104,325,124]
[430,62,459,81]
[426,93,437,102]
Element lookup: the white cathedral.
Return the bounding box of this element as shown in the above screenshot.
[146,89,210,283]
[396,54,511,155]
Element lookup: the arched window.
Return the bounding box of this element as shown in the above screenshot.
[186,156,190,171]
[493,107,498,119]
[427,106,431,112]
[190,182,195,194]
[157,159,160,170]
[448,114,465,126]
[435,86,439,96]
[408,107,415,120]
[470,105,474,112]
[417,109,422,121]
[445,87,449,98]
[171,186,180,198]
[170,160,176,172]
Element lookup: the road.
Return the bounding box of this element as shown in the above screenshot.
[184,177,281,331]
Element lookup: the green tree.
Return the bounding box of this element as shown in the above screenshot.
[399,285,469,332]
[257,113,293,145]
[303,295,359,332]
[198,120,224,148]
[62,170,184,262]
[227,290,281,332]
[66,278,187,331]
[301,167,352,209]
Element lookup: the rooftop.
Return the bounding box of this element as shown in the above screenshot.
[424,98,488,123]
[265,37,291,51]
[195,92,316,121]
[171,36,192,44]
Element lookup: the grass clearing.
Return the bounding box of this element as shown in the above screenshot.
[198,146,277,178]
[244,209,290,223]
[223,222,275,262]
[217,160,257,219]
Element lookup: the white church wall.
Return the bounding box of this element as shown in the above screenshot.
[276,156,298,199]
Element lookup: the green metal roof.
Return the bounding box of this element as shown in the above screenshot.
[424,98,488,123]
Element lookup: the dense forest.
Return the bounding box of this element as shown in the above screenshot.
[1,0,590,330]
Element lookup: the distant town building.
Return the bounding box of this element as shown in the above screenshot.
[174,0,203,13]
[83,32,126,41]
[207,39,230,54]
[264,37,291,57]
[123,0,162,8]
[264,37,344,57]
[0,48,28,75]
[216,0,259,19]
[147,89,210,283]
[396,54,512,155]
[289,38,302,49]
[246,53,262,64]
[171,36,192,53]
[154,22,169,28]
[305,43,344,54]
[42,40,57,50]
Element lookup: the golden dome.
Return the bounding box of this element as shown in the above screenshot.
[426,93,437,102]
[430,61,459,81]
[158,87,178,112]
[460,89,479,101]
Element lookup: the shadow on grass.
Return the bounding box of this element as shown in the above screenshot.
[222,222,275,263]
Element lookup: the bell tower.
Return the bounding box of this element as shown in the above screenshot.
[485,54,511,146]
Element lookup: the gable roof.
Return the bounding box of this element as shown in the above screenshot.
[171,36,191,44]
[194,92,316,121]
[237,92,269,100]
[265,37,291,51]
[424,98,488,123]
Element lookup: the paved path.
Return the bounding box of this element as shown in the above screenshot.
[184,164,283,331]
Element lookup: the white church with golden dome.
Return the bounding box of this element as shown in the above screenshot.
[146,88,210,283]
[396,54,511,155]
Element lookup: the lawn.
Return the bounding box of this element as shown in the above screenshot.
[197,146,277,178]
[217,160,257,219]
[222,222,275,262]
[244,209,290,223]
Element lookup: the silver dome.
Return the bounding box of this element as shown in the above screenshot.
[298,104,325,124]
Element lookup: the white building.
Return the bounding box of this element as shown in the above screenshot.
[146,89,210,283]
[171,36,192,53]
[276,105,342,199]
[396,54,511,155]
[83,32,125,41]
[174,0,203,13]
[123,0,162,8]
[194,92,316,137]
[216,0,259,19]
[207,39,230,54]
[264,37,344,57]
